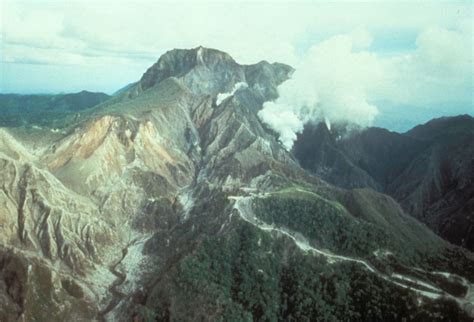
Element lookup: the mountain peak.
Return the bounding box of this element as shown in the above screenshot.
[135,47,292,100]
[139,47,238,92]
[1,42,474,321]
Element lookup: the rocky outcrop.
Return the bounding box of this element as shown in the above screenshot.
[128,47,292,102]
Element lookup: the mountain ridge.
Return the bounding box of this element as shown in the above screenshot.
[293,115,474,251]
[0,91,110,129]
[0,47,473,321]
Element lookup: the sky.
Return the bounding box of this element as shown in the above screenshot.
[0,0,472,138]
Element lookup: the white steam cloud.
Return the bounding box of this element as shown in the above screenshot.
[259,27,472,150]
[259,30,380,150]
[216,82,248,105]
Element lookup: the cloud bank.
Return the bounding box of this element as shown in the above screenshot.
[1,1,471,95]
[259,26,472,149]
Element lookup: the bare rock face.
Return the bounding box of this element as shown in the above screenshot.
[0,133,122,321]
[133,47,292,101]
[0,140,119,271]
[0,47,473,321]
[140,47,244,96]
[43,114,194,202]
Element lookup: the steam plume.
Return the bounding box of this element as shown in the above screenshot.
[259,30,381,150]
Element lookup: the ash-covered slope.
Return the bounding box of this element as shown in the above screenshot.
[1,48,474,321]
[293,115,474,251]
[0,129,120,320]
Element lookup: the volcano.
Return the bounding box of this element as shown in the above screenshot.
[0,47,473,321]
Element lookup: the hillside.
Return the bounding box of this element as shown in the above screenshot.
[0,91,110,128]
[293,116,474,251]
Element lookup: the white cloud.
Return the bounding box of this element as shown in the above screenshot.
[258,102,304,150]
[259,25,472,149]
[2,1,471,66]
[258,29,380,149]
[0,0,472,104]
[216,82,248,105]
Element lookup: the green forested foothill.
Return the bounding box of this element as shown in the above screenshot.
[0,92,109,128]
[167,223,470,321]
[140,186,474,321]
[252,189,396,259]
[251,188,474,280]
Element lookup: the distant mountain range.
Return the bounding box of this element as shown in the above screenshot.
[0,91,110,128]
[373,101,473,133]
[0,47,473,321]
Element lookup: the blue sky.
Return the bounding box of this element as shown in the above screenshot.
[0,0,472,116]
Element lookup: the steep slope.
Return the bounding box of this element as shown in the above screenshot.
[135,47,291,100]
[392,116,474,250]
[0,131,123,320]
[1,48,473,321]
[292,122,381,190]
[293,116,474,251]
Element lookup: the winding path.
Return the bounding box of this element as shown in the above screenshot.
[228,192,474,317]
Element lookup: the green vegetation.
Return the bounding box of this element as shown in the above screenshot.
[165,222,470,321]
[142,186,473,320]
[251,186,474,281]
[253,188,393,259]
[0,92,109,128]
[427,247,474,282]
